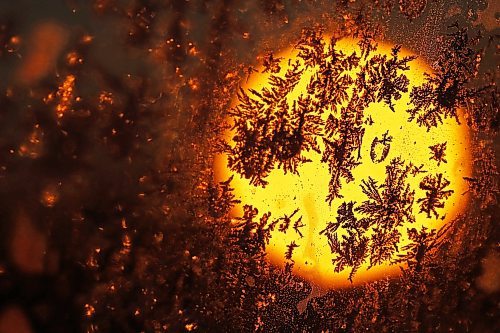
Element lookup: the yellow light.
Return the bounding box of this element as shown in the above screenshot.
[214,38,471,288]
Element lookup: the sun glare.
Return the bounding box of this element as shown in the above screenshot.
[215,38,471,288]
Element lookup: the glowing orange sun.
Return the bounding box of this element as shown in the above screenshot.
[215,38,471,288]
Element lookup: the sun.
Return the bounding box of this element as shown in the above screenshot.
[214,37,471,288]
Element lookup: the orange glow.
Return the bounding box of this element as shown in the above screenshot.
[16,22,69,85]
[55,75,76,118]
[215,38,472,288]
[41,186,59,208]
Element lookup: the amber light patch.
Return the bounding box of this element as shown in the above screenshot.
[215,38,471,288]
[16,22,69,85]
